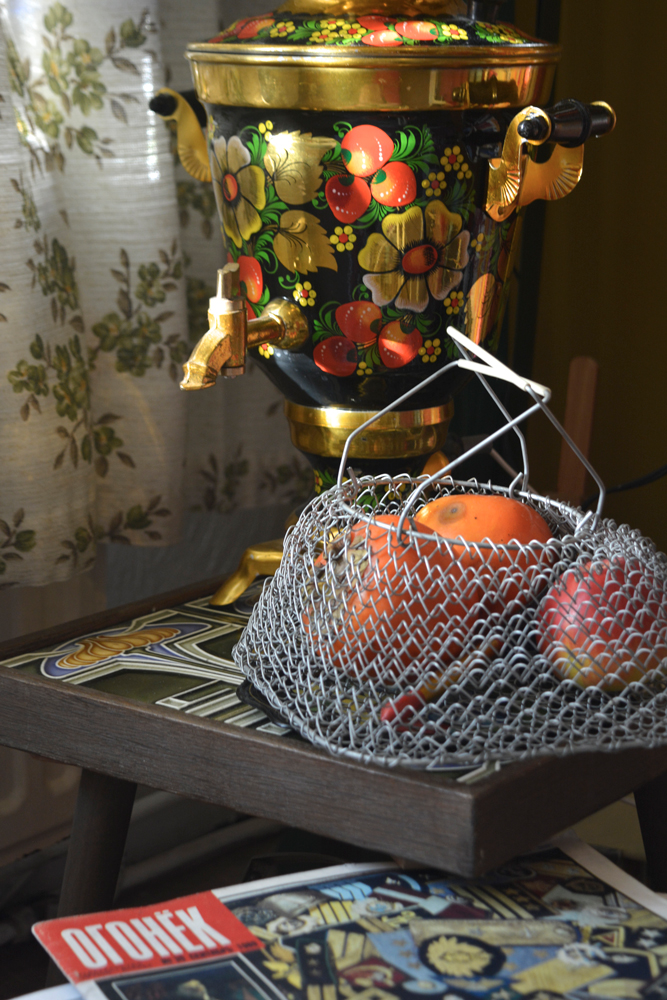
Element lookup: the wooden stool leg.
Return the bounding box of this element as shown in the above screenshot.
[635,769,667,891]
[46,768,136,985]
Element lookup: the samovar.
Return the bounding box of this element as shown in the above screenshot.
[150,0,614,601]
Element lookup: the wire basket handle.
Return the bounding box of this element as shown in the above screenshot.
[337,327,606,535]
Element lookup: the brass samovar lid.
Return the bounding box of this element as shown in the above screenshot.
[186,3,560,112]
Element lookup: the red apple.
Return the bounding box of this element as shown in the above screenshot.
[325,175,371,224]
[341,125,395,177]
[537,558,667,691]
[378,321,422,368]
[371,160,417,208]
[336,301,382,345]
[313,337,358,376]
[394,20,437,40]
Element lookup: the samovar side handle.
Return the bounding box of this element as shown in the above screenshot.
[486,99,616,221]
[149,88,211,183]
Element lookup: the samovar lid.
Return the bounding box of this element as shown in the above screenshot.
[186,2,560,112]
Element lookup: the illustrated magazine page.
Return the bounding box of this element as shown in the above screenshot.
[33,840,667,1000]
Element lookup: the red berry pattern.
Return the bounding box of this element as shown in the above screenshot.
[341,125,395,178]
[361,29,403,47]
[327,125,419,224]
[395,20,437,40]
[314,337,358,376]
[336,302,383,345]
[378,322,423,368]
[238,255,263,303]
[370,161,417,208]
[325,175,371,224]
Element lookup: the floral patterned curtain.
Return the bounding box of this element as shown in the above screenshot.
[0,0,310,590]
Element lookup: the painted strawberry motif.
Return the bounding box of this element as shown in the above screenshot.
[357,16,388,29]
[335,301,383,345]
[378,321,423,368]
[362,29,402,46]
[226,253,263,312]
[326,125,417,224]
[238,255,263,302]
[235,16,275,38]
[370,161,416,208]
[325,175,371,225]
[314,337,358,376]
[342,125,395,177]
[395,20,437,40]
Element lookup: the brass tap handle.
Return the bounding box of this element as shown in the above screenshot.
[181,263,245,389]
[180,264,310,391]
[486,100,616,221]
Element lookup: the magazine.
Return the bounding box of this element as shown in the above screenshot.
[33,835,667,1000]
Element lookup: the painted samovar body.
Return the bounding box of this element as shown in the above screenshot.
[153,1,614,494]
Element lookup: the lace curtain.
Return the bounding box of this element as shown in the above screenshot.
[0,0,309,592]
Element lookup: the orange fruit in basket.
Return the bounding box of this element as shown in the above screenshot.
[537,558,667,691]
[414,494,553,610]
[307,514,483,684]
[414,493,552,546]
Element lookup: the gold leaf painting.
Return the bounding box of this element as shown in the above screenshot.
[274,211,338,274]
[465,273,500,345]
[264,131,337,206]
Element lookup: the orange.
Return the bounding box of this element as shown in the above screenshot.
[305,514,482,684]
[414,494,553,610]
[414,494,552,546]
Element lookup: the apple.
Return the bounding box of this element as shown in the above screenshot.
[537,558,667,691]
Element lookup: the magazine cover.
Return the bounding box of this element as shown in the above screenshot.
[33,837,667,1000]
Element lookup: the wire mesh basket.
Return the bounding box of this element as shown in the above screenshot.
[234,330,667,769]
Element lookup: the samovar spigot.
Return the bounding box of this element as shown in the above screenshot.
[181,263,309,390]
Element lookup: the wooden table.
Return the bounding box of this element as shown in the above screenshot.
[2,576,667,930]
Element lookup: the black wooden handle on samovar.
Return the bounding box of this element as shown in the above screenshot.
[149,89,206,127]
[486,98,616,220]
[517,99,616,146]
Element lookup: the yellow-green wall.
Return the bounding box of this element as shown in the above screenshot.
[520,2,667,551]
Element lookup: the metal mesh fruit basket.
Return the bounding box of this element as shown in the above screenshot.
[234,331,667,769]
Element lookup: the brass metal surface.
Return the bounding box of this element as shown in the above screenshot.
[210,539,284,606]
[486,105,550,221]
[520,142,584,207]
[285,400,453,458]
[484,104,597,221]
[181,264,308,389]
[188,54,558,113]
[153,87,211,183]
[277,0,467,14]
[247,298,310,352]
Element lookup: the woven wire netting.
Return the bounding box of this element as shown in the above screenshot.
[233,475,667,769]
